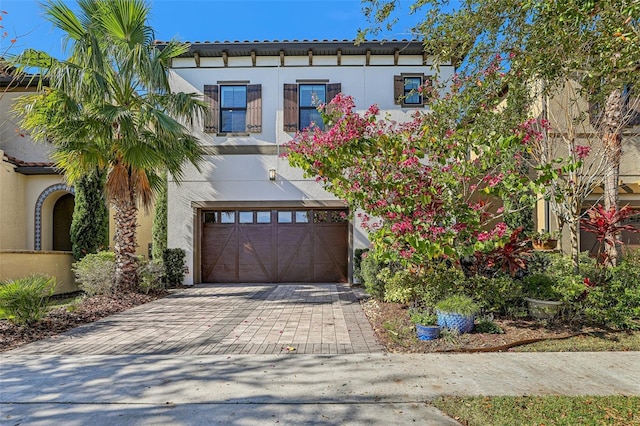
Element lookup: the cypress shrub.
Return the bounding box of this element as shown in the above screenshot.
[152,175,168,260]
[163,248,186,287]
[70,169,109,260]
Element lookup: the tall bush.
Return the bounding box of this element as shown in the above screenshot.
[152,175,168,260]
[163,248,186,288]
[70,169,109,260]
[0,275,56,325]
[360,252,386,299]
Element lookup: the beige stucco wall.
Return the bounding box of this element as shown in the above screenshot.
[0,250,78,294]
[0,154,27,249]
[108,204,155,259]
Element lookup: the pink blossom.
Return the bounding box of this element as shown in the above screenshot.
[574,145,592,159]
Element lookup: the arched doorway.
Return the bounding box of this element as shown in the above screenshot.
[34,184,75,251]
[52,193,75,251]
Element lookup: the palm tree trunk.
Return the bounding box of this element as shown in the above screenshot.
[113,193,139,293]
[602,88,623,266]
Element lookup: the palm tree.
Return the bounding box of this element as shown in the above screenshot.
[12,0,205,292]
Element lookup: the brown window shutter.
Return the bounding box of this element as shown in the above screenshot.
[421,74,430,106]
[284,83,298,132]
[246,84,262,133]
[325,83,342,115]
[327,83,341,102]
[204,84,219,133]
[394,75,404,105]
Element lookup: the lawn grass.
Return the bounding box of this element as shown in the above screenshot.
[432,395,640,426]
[514,330,640,352]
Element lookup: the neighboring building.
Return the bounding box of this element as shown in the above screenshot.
[532,79,640,253]
[161,40,454,284]
[0,65,153,292]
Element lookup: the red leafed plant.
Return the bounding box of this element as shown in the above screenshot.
[467,227,532,277]
[581,204,640,265]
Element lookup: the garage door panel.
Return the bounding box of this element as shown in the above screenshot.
[201,209,347,283]
[278,244,313,282]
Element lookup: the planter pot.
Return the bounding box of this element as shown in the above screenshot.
[415,324,440,341]
[436,311,475,334]
[525,297,562,320]
[532,239,558,251]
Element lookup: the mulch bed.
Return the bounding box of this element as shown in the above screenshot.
[0,292,165,353]
[361,298,588,353]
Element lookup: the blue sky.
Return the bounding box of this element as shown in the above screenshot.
[2,0,423,59]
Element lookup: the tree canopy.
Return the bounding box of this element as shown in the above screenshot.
[12,0,206,290]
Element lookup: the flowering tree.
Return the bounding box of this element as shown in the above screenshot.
[526,80,609,273]
[286,66,541,268]
[362,0,640,266]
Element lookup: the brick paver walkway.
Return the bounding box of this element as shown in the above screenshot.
[7,284,383,355]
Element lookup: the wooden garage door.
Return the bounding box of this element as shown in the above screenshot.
[201,209,348,283]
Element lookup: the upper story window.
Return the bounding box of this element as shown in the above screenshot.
[403,77,423,105]
[220,86,247,133]
[394,74,429,107]
[299,84,326,130]
[203,83,262,134]
[283,82,341,132]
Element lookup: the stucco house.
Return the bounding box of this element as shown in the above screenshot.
[0,65,153,292]
[531,80,640,253]
[160,40,454,285]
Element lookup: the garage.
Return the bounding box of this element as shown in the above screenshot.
[201,208,348,283]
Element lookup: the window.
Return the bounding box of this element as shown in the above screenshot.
[203,83,262,134]
[256,211,271,223]
[277,211,293,223]
[394,74,429,107]
[220,211,235,224]
[239,211,253,224]
[295,211,309,223]
[299,84,326,130]
[403,77,422,105]
[221,86,246,133]
[283,82,341,132]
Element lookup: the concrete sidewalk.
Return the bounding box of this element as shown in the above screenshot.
[1,352,639,425]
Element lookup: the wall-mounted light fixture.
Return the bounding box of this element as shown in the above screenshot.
[269,168,276,181]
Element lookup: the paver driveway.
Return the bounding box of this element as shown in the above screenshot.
[7,284,384,355]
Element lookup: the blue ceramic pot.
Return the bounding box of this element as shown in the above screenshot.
[436,311,475,334]
[415,324,440,340]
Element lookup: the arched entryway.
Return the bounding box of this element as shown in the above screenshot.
[52,193,75,251]
[35,184,75,251]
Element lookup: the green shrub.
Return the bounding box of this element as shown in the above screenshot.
[152,175,168,260]
[582,255,640,329]
[408,308,437,325]
[0,275,56,325]
[413,262,466,308]
[163,248,186,287]
[353,248,369,282]
[436,295,480,316]
[139,259,165,294]
[464,274,523,315]
[360,251,386,299]
[70,169,109,260]
[381,268,420,304]
[522,273,560,300]
[475,317,504,334]
[72,251,115,296]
